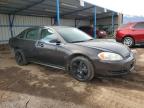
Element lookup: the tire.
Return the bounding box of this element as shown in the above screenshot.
[123,37,134,47]
[69,56,95,82]
[14,49,28,66]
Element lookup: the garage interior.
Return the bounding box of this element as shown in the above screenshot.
[0,0,144,108]
[0,0,119,44]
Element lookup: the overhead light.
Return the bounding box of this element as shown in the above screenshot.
[45,9,56,13]
[61,3,78,9]
[78,14,87,16]
[97,11,102,14]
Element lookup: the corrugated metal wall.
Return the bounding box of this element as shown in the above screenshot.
[0,14,89,44]
[13,15,52,37]
[0,14,10,44]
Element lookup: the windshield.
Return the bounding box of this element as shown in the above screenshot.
[56,27,93,43]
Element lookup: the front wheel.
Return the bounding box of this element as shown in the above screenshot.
[123,37,134,47]
[69,56,95,82]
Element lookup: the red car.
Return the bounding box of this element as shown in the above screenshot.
[78,26,107,38]
[116,22,144,47]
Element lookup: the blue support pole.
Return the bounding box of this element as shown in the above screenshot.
[56,0,60,25]
[93,6,97,38]
[112,12,115,34]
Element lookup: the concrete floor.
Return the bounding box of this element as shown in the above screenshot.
[0,46,144,108]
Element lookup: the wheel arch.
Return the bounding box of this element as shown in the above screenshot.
[66,53,94,71]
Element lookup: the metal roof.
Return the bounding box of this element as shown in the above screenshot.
[0,0,115,19]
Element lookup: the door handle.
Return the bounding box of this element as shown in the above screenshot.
[37,41,44,47]
[39,43,44,47]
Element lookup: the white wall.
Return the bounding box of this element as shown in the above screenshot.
[0,14,89,44]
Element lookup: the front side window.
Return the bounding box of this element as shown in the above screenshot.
[25,29,39,40]
[40,29,58,43]
[134,23,144,29]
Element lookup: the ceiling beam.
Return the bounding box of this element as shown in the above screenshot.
[61,6,94,17]
[11,0,45,14]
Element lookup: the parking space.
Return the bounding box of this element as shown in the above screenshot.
[0,46,144,108]
[0,0,144,108]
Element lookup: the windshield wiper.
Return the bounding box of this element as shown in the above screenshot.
[71,39,94,43]
[71,40,87,43]
[87,38,94,41]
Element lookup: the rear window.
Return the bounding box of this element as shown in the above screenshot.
[134,23,144,29]
[119,23,134,29]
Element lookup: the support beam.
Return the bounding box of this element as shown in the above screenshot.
[56,0,60,25]
[61,6,94,17]
[51,17,53,25]
[112,12,115,34]
[76,19,81,27]
[8,14,15,37]
[75,19,77,27]
[93,6,97,38]
[12,0,45,14]
[118,13,123,27]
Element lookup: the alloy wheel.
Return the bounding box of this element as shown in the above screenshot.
[15,52,23,64]
[123,37,134,47]
[71,60,89,80]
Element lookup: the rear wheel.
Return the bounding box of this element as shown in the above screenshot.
[123,37,134,47]
[15,50,28,66]
[69,56,94,82]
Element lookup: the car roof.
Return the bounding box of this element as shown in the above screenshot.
[126,22,144,25]
[26,26,75,30]
[46,26,74,29]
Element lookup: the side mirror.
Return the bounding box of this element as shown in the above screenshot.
[56,40,61,45]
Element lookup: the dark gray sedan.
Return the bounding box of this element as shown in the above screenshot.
[9,26,135,81]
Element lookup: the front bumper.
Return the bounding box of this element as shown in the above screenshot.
[93,52,135,76]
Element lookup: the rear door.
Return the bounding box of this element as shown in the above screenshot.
[132,22,144,43]
[22,28,40,59]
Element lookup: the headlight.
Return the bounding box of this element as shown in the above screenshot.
[98,52,123,61]
[100,31,104,34]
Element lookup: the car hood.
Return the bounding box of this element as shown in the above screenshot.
[74,39,130,57]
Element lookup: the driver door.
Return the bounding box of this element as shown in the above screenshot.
[35,28,59,65]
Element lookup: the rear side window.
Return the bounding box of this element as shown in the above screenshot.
[134,23,144,29]
[25,29,39,40]
[17,30,26,38]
